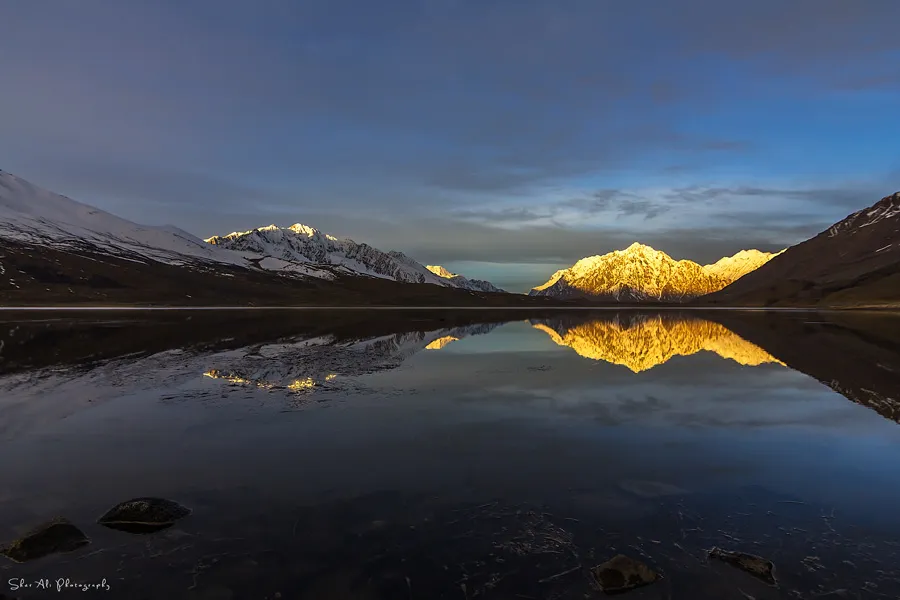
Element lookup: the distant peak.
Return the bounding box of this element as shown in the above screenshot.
[426,265,458,279]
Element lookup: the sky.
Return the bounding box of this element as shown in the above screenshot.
[1,0,899,292]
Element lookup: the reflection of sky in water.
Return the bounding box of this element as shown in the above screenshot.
[435,321,555,353]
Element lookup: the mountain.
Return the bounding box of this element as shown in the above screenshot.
[0,171,551,307]
[703,248,784,282]
[529,243,778,302]
[531,312,783,372]
[704,192,900,307]
[0,169,247,267]
[205,223,454,285]
[426,265,505,293]
[206,226,505,292]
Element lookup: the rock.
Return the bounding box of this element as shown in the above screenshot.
[708,547,777,585]
[0,517,89,563]
[97,497,191,533]
[590,554,660,594]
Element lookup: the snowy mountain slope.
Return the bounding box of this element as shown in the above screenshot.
[0,169,249,267]
[702,249,784,283]
[529,243,777,302]
[426,265,505,293]
[206,224,506,290]
[0,170,504,293]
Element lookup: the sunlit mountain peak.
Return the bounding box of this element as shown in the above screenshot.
[531,315,784,372]
[426,265,457,278]
[530,245,780,302]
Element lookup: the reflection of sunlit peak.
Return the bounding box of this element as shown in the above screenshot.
[203,369,276,389]
[426,336,460,350]
[204,369,330,392]
[532,316,784,372]
[288,377,316,391]
[532,324,566,346]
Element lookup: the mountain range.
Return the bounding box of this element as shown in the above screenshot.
[0,168,896,307]
[530,243,780,301]
[0,170,519,306]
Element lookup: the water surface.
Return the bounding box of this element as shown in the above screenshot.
[1,309,899,599]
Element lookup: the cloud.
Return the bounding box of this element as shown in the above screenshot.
[661,186,883,215]
[451,206,558,224]
[559,191,672,221]
[0,0,897,268]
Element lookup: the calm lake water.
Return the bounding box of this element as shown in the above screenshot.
[1,309,899,599]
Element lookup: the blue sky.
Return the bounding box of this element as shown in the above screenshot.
[1,0,899,291]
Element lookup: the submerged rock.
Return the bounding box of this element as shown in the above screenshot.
[0,517,89,563]
[590,554,660,594]
[708,546,777,585]
[97,497,191,534]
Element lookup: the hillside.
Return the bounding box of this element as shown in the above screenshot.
[704,192,900,307]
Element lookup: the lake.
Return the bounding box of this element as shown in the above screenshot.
[1,309,899,599]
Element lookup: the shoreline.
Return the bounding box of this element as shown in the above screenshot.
[0,305,897,312]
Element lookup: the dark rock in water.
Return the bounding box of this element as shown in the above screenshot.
[98,497,191,534]
[708,546,777,585]
[0,517,89,563]
[590,554,660,594]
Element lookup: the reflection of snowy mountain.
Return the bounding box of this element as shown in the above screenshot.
[0,322,504,435]
[201,323,504,391]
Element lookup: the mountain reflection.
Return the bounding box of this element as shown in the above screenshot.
[200,324,501,392]
[425,336,460,350]
[531,313,784,372]
[2,310,900,435]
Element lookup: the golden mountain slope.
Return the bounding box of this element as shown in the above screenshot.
[530,243,780,301]
[532,315,784,372]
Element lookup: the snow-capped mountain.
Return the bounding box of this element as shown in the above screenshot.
[0,169,248,267]
[703,249,784,283]
[529,243,779,302]
[426,265,505,293]
[706,191,900,307]
[206,224,505,291]
[0,170,505,295]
